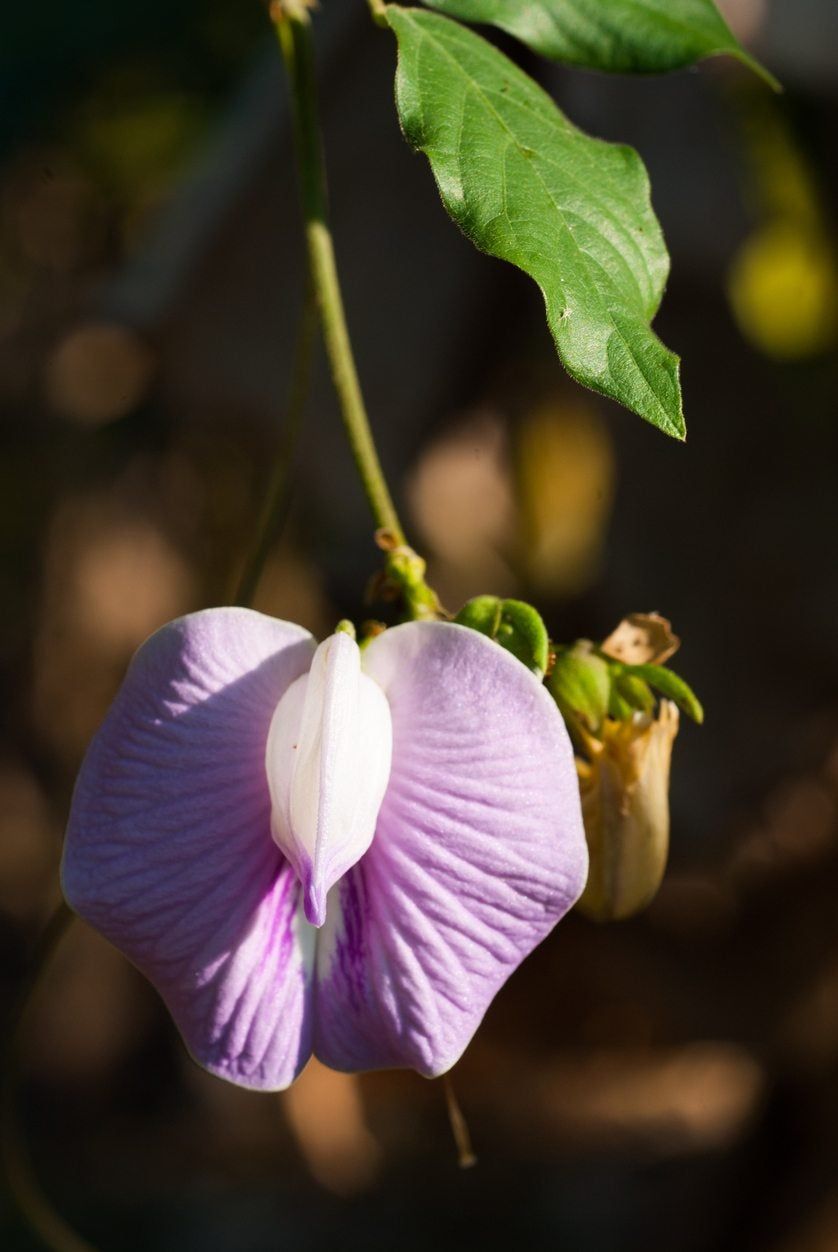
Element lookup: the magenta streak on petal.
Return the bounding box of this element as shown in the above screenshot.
[302,859,326,929]
[331,871,369,1013]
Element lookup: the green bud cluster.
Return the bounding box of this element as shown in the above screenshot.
[549,641,703,744]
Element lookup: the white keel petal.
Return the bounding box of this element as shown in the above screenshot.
[266,632,392,926]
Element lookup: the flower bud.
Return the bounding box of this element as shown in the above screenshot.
[454,595,550,677]
[576,701,679,922]
[547,641,611,736]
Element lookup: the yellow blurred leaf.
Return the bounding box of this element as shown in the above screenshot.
[728,220,837,360]
[516,400,614,597]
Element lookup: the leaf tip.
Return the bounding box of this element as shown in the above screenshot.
[658,358,686,441]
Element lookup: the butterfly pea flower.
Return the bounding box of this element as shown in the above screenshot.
[61,608,587,1091]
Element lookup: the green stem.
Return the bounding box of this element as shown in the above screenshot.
[2,903,98,1252]
[366,0,388,28]
[276,11,404,544]
[274,7,441,619]
[233,281,318,607]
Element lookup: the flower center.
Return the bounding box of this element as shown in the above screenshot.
[265,631,393,926]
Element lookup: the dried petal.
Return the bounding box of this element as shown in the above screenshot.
[577,701,680,921]
[601,612,680,666]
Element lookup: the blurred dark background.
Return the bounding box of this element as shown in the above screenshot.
[1,0,837,1248]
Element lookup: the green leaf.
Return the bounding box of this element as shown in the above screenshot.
[628,663,705,723]
[421,0,779,88]
[385,7,684,437]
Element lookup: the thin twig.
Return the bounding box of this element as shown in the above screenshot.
[442,1073,477,1169]
[233,281,318,606]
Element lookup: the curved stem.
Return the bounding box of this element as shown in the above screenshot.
[2,902,98,1252]
[274,8,442,620]
[275,10,405,546]
[233,281,318,606]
